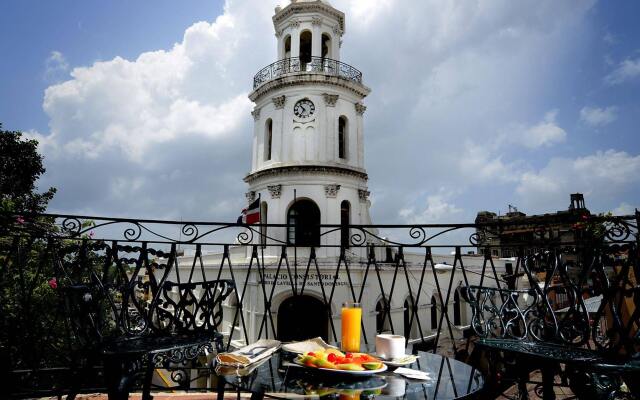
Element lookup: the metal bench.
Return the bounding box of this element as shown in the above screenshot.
[463,246,639,399]
[59,241,235,400]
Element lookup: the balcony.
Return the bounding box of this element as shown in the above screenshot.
[253,56,363,89]
[1,212,638,399]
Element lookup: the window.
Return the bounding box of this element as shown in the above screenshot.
[340,200,350,248]
[321,33,331,59]
[287,199,320,246]
[453,289,461,326]
[265,119,272,161]
[338,116,347,159]
[284,35,291,59]
[430,295,438,331]
[260,202,268,248]
[300,30,312,65]
[376,297,392,333]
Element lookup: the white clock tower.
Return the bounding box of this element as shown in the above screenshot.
[246,0,372,254]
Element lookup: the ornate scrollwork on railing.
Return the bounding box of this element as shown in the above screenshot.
[253,57,363,89]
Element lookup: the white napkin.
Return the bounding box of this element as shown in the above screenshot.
[394,367,433,381]
[281,337,338,354]
[216,339,280,367]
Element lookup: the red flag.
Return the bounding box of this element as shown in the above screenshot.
[238,197,260,224]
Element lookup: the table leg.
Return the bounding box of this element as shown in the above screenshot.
[216,376,226,400]
[250,388,265,400]
[541,363,556,400]
[141,360,154,400]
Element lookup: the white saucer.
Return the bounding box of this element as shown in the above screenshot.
[372,353,419,367]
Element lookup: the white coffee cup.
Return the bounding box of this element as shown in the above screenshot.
[375,334,405,360]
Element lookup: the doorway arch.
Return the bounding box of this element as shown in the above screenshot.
[277,294,329,342]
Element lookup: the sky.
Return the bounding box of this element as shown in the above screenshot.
[1,0,639,224]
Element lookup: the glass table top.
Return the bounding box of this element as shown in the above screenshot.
[218,347,483,399]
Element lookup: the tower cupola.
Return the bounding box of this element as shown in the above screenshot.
[244,0,372,252]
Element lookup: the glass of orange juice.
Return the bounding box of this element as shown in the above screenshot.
[341,302,362,352]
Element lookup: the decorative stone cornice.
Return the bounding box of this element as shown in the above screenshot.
[244,165,368,184]
[245,191,256,203]
[288,19,300,29]
[250,74,370,103]
[275,29,284,38]
[324,184,341,198]
[272,95,286,109]
[273,3,345,33]
[323,93,339,107]
[267,184,282,199]
[311,16,323,26]
[355,103,367,115]
[358,189,370,203]
[333,25,343,37]
[251,108,261,121]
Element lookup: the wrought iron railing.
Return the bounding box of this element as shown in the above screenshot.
[0,212,638,398]
[253,57,363,89]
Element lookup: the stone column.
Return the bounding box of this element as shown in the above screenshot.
[355,103,366,168]
[290,22,300,58]
[251,108,261,170]
[332,26,342,61]
[311,18,322,58]
[276,30,284,59]
[324,94,339,162]
[272,96,286,162]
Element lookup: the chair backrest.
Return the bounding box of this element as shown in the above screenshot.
[149,279,235,335]
[464,245,640,360]
[589,244,639,360]
[464,250,592,346]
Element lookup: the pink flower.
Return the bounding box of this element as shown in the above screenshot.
[16,216,25,224]
[89,230,95,238]
[48,278,58,289]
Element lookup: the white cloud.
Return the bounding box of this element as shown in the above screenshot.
[399,190,463,223]
[605,57,640,85]
[516,150,640,211]
[580,106,618,127]
[518,110,567,149]
[612,202,636,216]
[44,51,69,82]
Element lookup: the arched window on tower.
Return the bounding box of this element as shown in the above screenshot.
[376,297,392,334]
[321,33,331,59]
[453,288,462,326]
[284,35,291,59]
[260,201,268,248]
[287,199,320,246]
[264,119,272,161]
[340,200,350,248]
[338,116,347,159]
[300,30,312,67]
[430,295,438,332]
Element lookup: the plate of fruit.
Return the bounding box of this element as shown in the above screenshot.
[293,348,387,375]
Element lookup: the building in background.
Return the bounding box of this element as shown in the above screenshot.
[475,193,591,259]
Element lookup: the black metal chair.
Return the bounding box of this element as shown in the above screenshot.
[63,278,235,400]
[463,247,639,399]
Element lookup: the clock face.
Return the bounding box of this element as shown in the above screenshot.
[293,99,315,119]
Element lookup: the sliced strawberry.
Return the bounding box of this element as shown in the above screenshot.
[327,353,337,363]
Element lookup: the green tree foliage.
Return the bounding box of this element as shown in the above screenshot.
[0,123,56,213]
